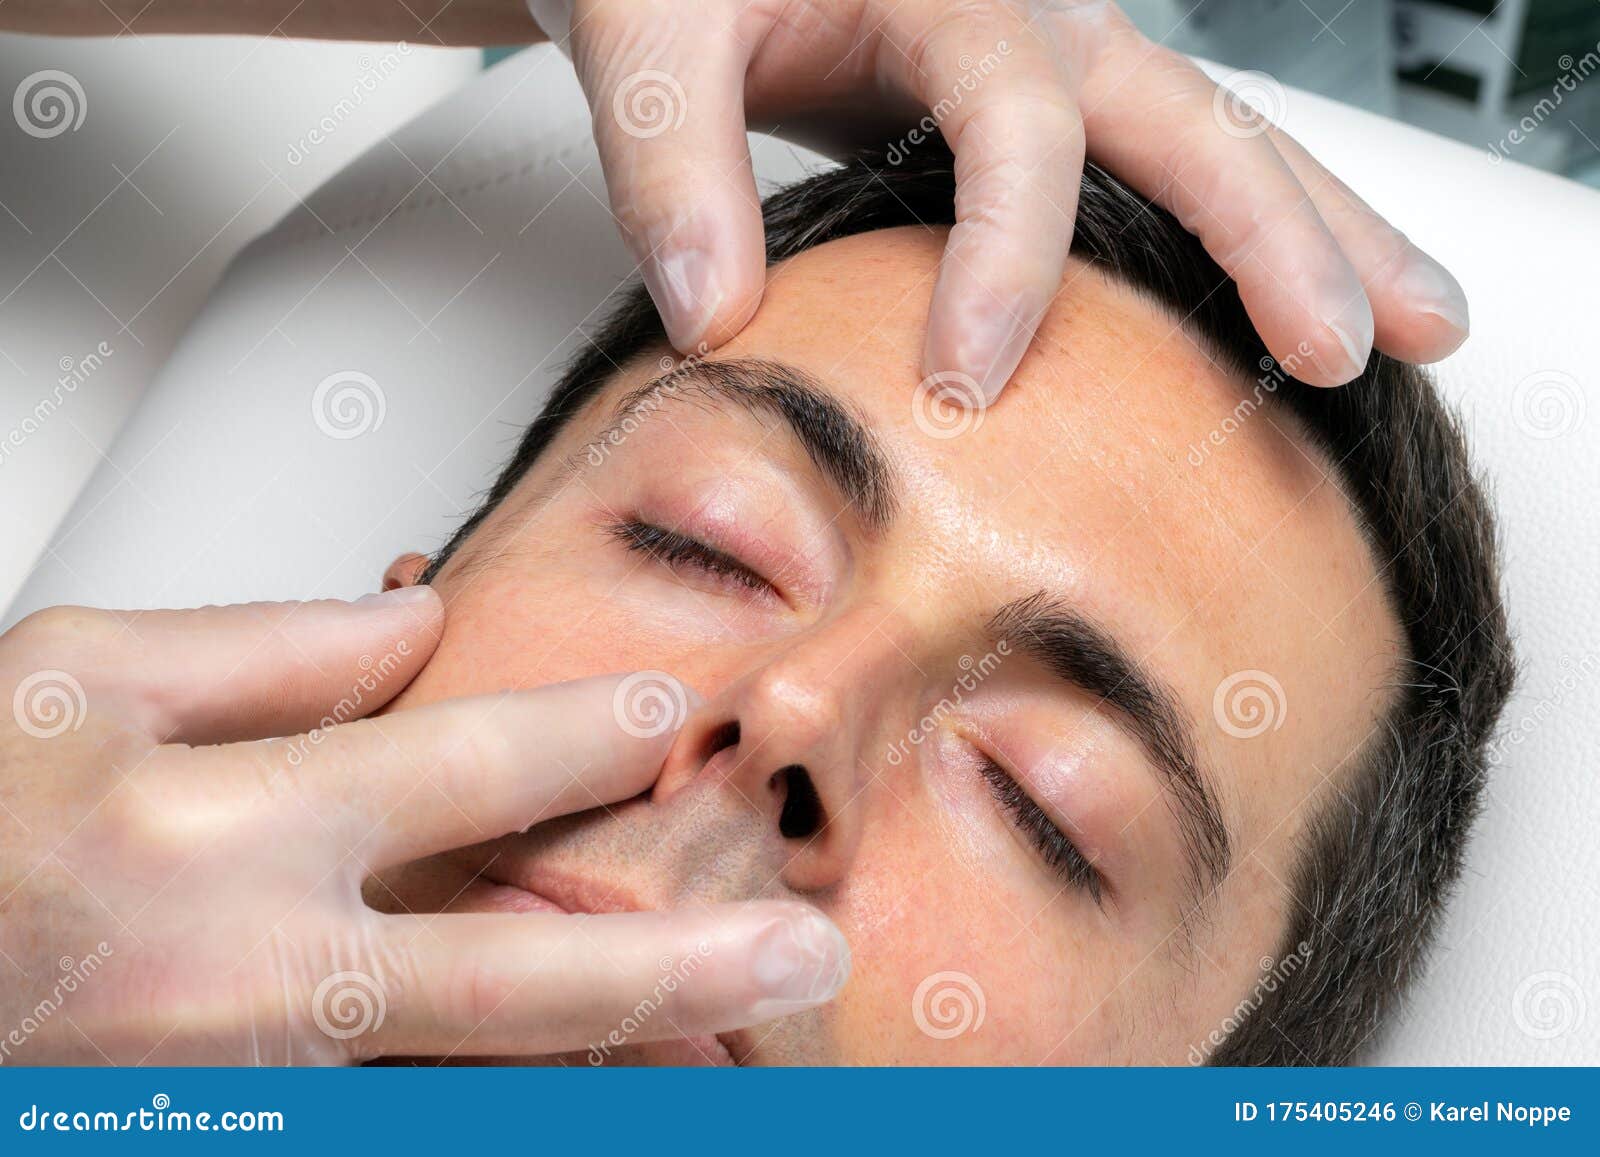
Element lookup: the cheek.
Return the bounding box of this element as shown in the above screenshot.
[390,560,662,708]
[386,514,1211,1064]
[825,802,1123,1064]
[394,507,771,711]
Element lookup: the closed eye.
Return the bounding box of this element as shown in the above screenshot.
[979,758,1105,907]
[608,519,772,597]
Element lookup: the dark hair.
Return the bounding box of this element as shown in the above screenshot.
[425,143,1514,1066]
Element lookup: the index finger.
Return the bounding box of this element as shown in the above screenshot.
[575,15,766,354]
[889,8,1085,405]
[370,901,851,1061]
[281,671,699,870]
[1078,32,1374,384]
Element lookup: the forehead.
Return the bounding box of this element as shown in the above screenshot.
[664,225,1401,830]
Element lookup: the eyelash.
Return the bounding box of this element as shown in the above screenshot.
[979,758,1104,906]
[613,518,1099,902]
[608,519,771,595]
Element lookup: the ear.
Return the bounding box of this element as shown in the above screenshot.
[382,552,431,591]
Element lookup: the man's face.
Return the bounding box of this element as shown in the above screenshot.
[373,226,1399,1065]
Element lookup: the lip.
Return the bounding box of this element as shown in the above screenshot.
[480,860,647,918]
[473,860,741,1066]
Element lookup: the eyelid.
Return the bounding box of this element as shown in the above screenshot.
[973,744,1106,907]
[608,519,777,600]
[592,464,841,606]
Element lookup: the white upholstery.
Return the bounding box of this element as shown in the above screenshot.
[0,33,479,613]
[5,46,1596,1063]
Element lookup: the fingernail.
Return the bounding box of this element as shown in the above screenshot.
[1395,250,1469,333]
[356,586,435,609]
[747,906,851,1020]
[1309,296,1374,384]
[644,246,721,351]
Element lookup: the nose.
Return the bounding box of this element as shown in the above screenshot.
[653,612,909,891]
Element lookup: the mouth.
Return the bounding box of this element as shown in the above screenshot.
[473,860,741,1067]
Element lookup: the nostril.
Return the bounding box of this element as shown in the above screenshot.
[775,764,824,840]
[706,719,740,759]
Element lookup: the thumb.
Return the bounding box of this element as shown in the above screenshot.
[373,900,851,1059]
[60,589,442,746]
[575,13,767,353]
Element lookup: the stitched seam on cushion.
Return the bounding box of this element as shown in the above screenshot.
[265,132,597,251]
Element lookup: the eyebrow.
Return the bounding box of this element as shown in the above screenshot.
[601,357,899,531]
[990,592,1233,913]
[597,356,1231,909]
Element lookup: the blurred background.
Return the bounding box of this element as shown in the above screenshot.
[497,1,1600,182]
[3,0,1599,612]
[1120,0,1600,182]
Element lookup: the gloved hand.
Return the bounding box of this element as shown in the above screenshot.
[529,0,1468,400]
[0,590,848,1064]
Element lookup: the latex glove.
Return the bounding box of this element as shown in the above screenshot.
[0,591,848,1064]
[528,0,1468,400]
